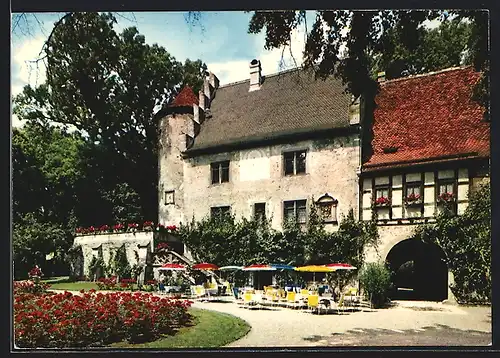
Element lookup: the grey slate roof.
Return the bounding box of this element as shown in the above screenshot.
[187,68,351,152]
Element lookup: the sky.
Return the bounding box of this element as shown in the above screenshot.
[11,11,442,128]
[11,11,317,128]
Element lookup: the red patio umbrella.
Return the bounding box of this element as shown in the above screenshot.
[242,264,276,271]
[192,263,219,270]
[242,264,276,290]
[325,263,357,270]
[159,263,186,271]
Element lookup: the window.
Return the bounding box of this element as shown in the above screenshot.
[436,179,457,215]
[254,203,266,221]
[210,206,231,218]
[211,161,230,184]
[164,190,175,205]
[437,180,456,206]
[316,194,338,223]
[374,186,391,207]
[404,182,423,206]
[283,200,307,224]
[284,150,307,176]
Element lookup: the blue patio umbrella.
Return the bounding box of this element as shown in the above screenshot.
[270,264,296,270]
[270,264,297,289]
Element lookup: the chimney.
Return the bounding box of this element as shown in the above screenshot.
[377,71,386,83]
[199,90,206,110]
[208,71,219,90]
[349,95,360,125]
[249,59,262,92]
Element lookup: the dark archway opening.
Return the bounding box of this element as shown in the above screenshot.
[386,239,448,301]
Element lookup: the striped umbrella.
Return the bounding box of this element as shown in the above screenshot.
[159,263,186,271]
[242,264,277,271]
[325,263,357,270]
[242,264,276,290]
[219,266,244,271]
[270,263,296,270]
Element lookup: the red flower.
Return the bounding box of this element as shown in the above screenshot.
[375,196,390,206]
[156,242,169,250]
[438,192,454,202]
[113,223,124,231]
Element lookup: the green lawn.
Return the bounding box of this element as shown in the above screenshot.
[111,307,251,348]
[49,281,100,291]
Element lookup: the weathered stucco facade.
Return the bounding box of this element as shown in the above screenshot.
[159,128,360,230]
[157,62,360,232]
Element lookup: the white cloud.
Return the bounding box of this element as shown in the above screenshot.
[206,26,307,86]
[11,36,47,96]
[11,36,47,128]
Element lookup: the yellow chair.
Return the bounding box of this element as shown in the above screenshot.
[243,292,256,308]
[286,291,300,309]
[270,292,280,307]
[194,286,206,300]
[307,294,322,314]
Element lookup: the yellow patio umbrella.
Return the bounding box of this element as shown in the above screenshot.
[294,265,336,283]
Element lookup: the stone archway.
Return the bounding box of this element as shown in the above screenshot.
[386,239,448,301]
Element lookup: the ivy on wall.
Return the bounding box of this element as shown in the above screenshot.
[178,198,379,291]
[410,182,491,304]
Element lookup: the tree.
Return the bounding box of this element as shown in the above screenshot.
[243,10,489,119]
[371,17,473,79]
[14,12,207,222]
[13,213,70,279]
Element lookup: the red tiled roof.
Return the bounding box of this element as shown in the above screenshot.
[170,86,199,107]
[363,67,490,170]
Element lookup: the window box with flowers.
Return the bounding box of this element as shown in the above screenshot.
[374,196,391,208]
[404,193,423,207]
[143,221,154,231]
[113,223,126,233]
[437,192,455,204]
[156,224,178,234]
[127,223,139,233]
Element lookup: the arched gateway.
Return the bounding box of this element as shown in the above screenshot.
[385,239,448,301]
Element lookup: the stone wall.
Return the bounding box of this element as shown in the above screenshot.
[74,232,154,280]
[159,131,361,231]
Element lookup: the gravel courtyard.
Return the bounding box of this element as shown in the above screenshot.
[191,300,491,347]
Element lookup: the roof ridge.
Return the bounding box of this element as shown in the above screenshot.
[380,66,474,85]
[218,66,305,89]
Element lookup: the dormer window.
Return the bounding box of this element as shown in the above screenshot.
[316,194,338,223]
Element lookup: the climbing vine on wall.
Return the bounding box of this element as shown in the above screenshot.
[411,182,491,304]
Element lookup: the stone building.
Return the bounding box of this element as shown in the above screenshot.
[157,60,361,241]
[359,67,490,301]
[156,61,489,301]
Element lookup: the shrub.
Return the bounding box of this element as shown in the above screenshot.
[359,262,391,308]
[14,280,50,295]
[14,289,193,348]
[411,182,491,304]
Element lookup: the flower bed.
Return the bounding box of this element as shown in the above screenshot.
[75,221,177,236]
[14,286,193,348]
